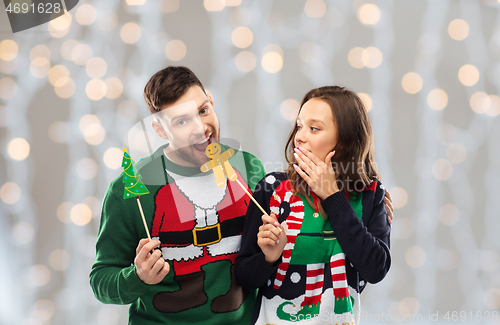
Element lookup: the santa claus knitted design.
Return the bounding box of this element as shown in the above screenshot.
[269,181,353,317]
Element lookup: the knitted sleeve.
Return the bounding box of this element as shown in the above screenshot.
[89,185,151,304]
[321,180,391,284]
[235,173,285,291]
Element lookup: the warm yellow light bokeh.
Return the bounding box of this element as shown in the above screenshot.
[427,88,448,110]
[49,65,70,86]
[348,47,365,69]
[223,0,241,6]
[86,79,107,101]
[71,44,93,65]
[448,19,469,41]
[304,0,326,18]
[0,182,21,204]
[232,26,253,48]
[70,204,93,226]
[363,47,383,68]
[235,51,256,73]
[57,202,74,224]
[402,72,423,94]
[105,77,123,99]
[79,115,105,145]
[486,95,500,117]
[60,39,79,61]
[357,93,372,112]
[470,91,489,114]
[458,64,479,86]
[49,13,72,38]
[389,187,408,209]
[76,4,97,25]
[103,147,123,169]
[30,45,51,61]
[86,57,107,79]
[54,77,75,98]
[84,124,106,145]
[357,4,381,25]
[7,138,30,161]
[30,57,51,78]
[121,23,142,44]
[79,114,101,133]
[280,99,300,121]
[0,40,18,61]
[165,40,187,61]
[262,52,283,73]
[204,0,225,11]
[126,0,146,5]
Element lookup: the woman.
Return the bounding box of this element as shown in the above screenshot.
[235,86,391,324]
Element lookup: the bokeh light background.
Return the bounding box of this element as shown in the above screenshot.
[1,0,500,324]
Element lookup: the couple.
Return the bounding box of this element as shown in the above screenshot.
[90,66,392,324]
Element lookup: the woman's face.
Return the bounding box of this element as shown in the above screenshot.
[294,98,338,161]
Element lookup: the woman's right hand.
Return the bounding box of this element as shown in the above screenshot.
[257,212,288,266]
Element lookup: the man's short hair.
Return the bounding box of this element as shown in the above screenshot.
[143,66,206,115]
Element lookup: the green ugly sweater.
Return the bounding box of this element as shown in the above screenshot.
[90,144,266,324]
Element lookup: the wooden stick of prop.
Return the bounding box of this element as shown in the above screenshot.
[234,178,282,232]
[135,197,152,241]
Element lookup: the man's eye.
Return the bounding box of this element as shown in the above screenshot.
[177,120,186,126]
[200,107,209,115]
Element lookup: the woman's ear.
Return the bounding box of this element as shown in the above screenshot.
[152,120,169,140]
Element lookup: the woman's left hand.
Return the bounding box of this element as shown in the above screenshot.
[293,147,338,200]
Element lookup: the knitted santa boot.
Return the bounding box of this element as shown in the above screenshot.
[211,265,248,313]
[153,271,208,313]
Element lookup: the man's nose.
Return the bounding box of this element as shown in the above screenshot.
[193,116,207,136]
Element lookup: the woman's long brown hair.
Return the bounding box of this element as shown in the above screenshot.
[284,86,380,219]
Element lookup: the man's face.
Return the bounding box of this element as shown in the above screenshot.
[152,85,220,167]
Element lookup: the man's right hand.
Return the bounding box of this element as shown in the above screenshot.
[257,213,288,266]
[135,239,170,285]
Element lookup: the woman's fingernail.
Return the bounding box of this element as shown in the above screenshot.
[293,164,298,169]
[293,153,298,158]
[298,146,304,151]
[294,147,299,152]
[274,222,280,227]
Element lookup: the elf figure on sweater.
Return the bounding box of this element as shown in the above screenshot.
[269,181,356,322]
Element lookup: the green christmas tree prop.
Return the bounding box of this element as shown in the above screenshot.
[122,148,151,240]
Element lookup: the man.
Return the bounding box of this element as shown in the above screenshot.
[90,66,266,324]
[90,66,394,324]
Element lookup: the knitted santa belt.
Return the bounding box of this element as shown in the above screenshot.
[159,216,245,247]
